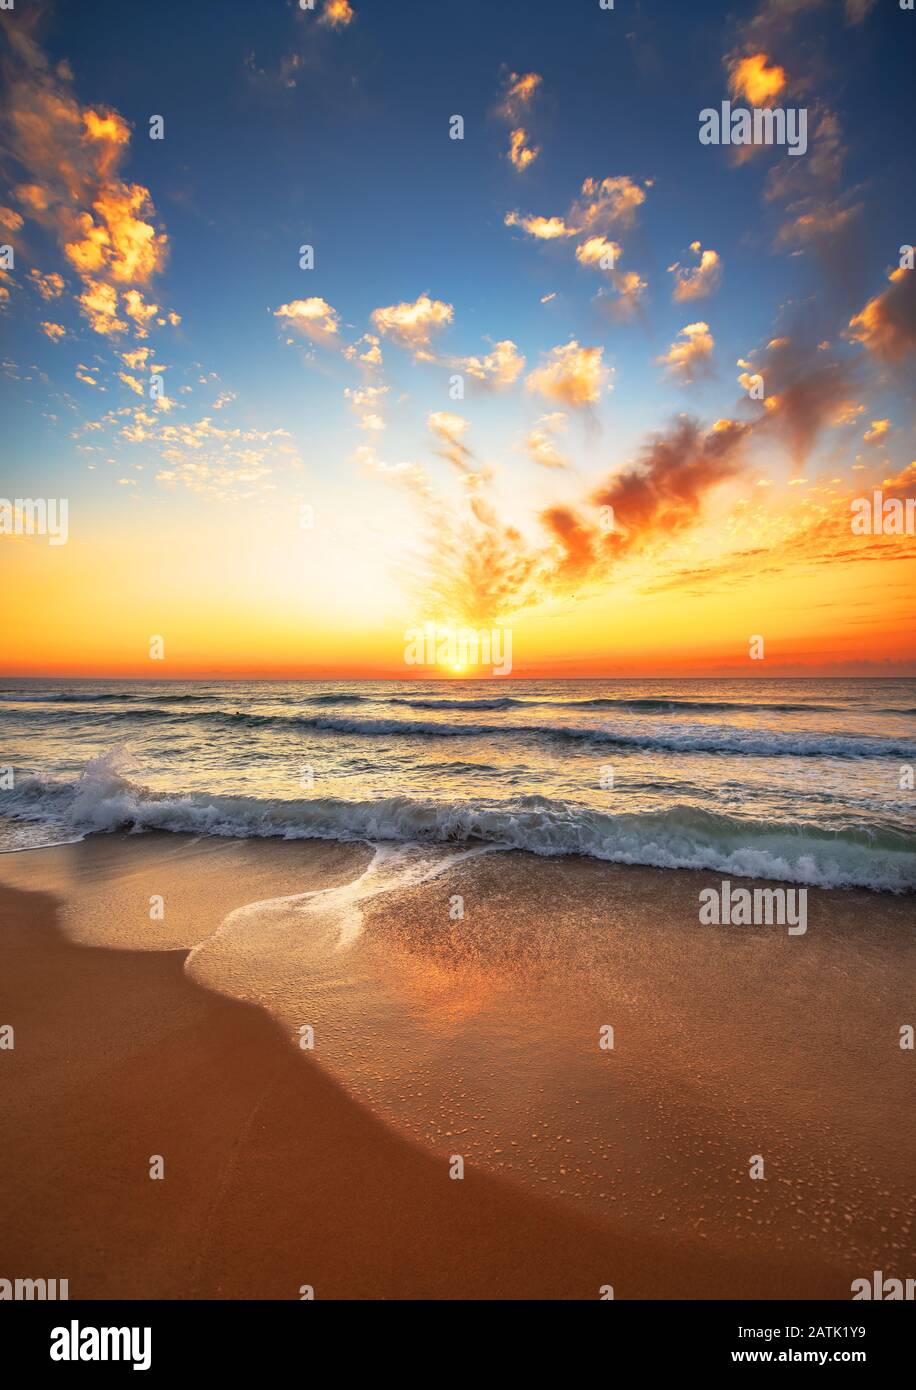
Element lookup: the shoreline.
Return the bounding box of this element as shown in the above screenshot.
[1,832,913,1299]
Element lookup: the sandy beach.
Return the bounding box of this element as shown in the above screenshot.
[1,831,912,1300]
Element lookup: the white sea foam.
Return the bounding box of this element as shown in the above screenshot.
[1,751,913,891]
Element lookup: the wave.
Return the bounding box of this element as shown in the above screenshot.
[1,754,913,891]
[7,702,911,757]
[0,691,214,704]
[213,711,912,759]
[389,695,519,711]
[387,695,845,714]
[2,690,877,717]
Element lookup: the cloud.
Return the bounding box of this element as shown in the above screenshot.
[64,182,165,285]
[728,52,786,105]
[118,371,146,396]
[29,269,65,299]
[390,413,754,628]
[0,205,24,232]
[496,71,542,122]
[39,321,65,341]
[402,474,543,627]
[847,267,916,364]
[607,270,648,318]
[775,199,861,251]
[1,20,170,337]
[524,413,569,470]
[427,411,492,490]
[273,296,341,344]
[568,176,647,233]
[541,417,750,584]
[344,384,387,432]
[576,239,646,317]
[504,211,577,241]
[594,417,749,551]
[526,340,608,408]
[496,73,542,176]
[123,288,159,335]
[575,236,621,272]
[765,108,846,207]
[751,335,862,465]
[121,347,151,370]
[78,279,127,335]
[452,339,525,388]
[669,243,722,302]
[428,410,470,445]
[508,128,539,172]
[863,418,890,443]
[506,175,648,253]
[320,0,355,28]
[370,293,454,357]
[657,322,715,382]
[344,332,383,367]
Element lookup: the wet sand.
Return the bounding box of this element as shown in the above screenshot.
[0,832,912,1298]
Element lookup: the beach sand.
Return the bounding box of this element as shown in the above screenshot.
[0,832,913,1299]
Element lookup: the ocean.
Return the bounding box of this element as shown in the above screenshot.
[1,676,914,891]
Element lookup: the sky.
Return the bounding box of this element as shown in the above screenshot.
[1,0,914,679]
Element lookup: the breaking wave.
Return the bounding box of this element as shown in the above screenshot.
[1,753,913,891]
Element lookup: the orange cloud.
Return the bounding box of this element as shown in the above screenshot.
[575,236,621,272]
[524,413,569,470]
[452,339,525,388]
[507,176,647,258]
[729,52,786,105]
[569,175,647,233]
[370,293,454,357]
[526,340,608,408]
[118,371,146,396]
[497,71,542,121]
[427,411,487,486]
[847,267,916,364]
[751,336,862,466]
[504,211,577,241]
[2,21,169,336]
[657,322,715,382]
[78,279,127,335]
[344,333,383,367]
[542,417,750,584]
[0,205,25,232]
[320,0,355,28]
[508,128,539,172]
[669,243,722,302]
[29,269,65,299]
[273,296,341,344]
[123,287,159,336]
